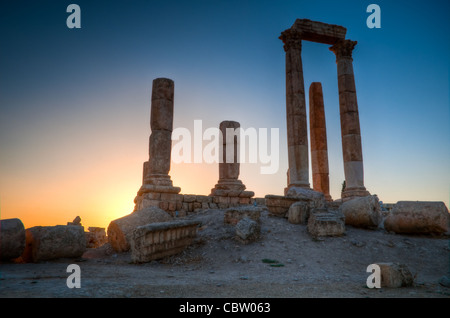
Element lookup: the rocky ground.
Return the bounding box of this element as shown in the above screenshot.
[0,208,449,298]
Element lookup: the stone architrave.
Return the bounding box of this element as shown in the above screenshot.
[329,39,370,199]
[279,29,310,192]
[130,220,200,263]
[107,206,173,252]
[210,121,254,201]
[309,82,332,202]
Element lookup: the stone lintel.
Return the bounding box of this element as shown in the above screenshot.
[291,19,347,44]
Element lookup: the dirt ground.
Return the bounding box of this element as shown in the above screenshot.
[1,208,449,298]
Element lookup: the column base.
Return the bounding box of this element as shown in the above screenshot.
[211,179,245,195]
[284,182,311,196]
[341,187,370,201]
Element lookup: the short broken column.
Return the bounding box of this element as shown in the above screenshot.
[329,40,369,199]
[279,29,310,192]
[210,120,254,208]
[134,78,182,213]
[309,82,332,202]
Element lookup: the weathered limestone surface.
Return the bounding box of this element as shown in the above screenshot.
[307,209,345,237]
[134,78,181,213]
[329,39,369,200]
[264,195,300,217]
[341,195,381,229]
[0,218,26,261]
[285,187,327,209]
[86,227,107,248]
[279,29,310,191]
[235,217,260,242]
[376,263,414,288]
[291,19,347,44]
[384,201,449,234]
[224,206,262,225]
[288,201,310,224]
[130,219,200,263]
[107,206,172,252]
[210,120,254,203]
[309,82,332,202]
[22,225,86,263]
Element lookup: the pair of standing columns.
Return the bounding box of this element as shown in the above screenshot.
[280,30,369,199]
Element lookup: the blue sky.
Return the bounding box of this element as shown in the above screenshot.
[0,0,448,228]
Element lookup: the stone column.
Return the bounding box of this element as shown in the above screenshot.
[329,40,369,199]
[141,78,180,193]
[279,29,310,193]
[219,120,241,182]
[210,121,254,204]
[309,82,332,202]
[211,121,245,195]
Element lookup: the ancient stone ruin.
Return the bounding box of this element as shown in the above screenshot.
[272,19,370,203]
[210,120,255,207]
[0,19,448,269]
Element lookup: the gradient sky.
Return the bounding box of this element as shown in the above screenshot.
[1,0,449,230]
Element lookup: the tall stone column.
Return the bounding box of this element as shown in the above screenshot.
[279,29,310,193]
[329,40,369,199]
[309,82,332,202]
[141,78,180,194]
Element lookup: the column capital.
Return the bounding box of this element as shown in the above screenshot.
[329,39,357,60]
[279,29,302,52]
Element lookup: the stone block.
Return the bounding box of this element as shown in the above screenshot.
[376,263,414,288]
[235,217,260,242]
[291,19,347,44]
[107,206,172,252]
[209,202,218,209]
[167,201,177,212]
[130,220,200,263]
[159,201,169,211]
[218,203,229,209]
[22,225,86,263]
[341,195,381,229]
[239,191,255,198]
[285,187,326,209]
[239,197,251,205]
[201,202,209,209]
[288,201,310,224]
[224,206,262,225]
[265,195,299,217]
[0,218,26,260]
[218,196,230,204]
[193,202,202,210]
[85,227,107,248]
[183,194,197,203]
[196,195,212,203]
[384,201,449,234]
[307,209,345,237]
[229,197,240,205]
[160,193,181,202]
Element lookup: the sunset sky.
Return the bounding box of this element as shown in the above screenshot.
[1,0,449,230]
